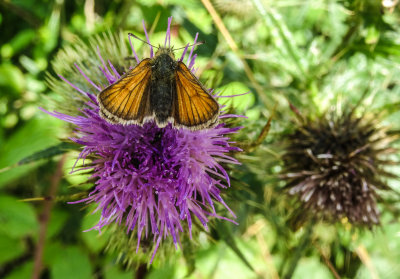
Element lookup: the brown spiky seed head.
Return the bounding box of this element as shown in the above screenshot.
[282,108,398,227]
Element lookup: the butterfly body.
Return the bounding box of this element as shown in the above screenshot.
[149,50,176,126]
[98,47,220,130]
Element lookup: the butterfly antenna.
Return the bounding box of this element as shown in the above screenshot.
[128,33,159,49]
[175,41,205,51]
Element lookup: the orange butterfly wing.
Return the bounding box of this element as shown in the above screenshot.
[174,61,220,129]
[98,59,152,125]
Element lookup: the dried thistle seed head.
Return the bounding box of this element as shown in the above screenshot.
[282,107,399,227]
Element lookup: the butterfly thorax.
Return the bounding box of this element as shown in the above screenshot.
[148,47,178,126]
[151,47,177,81]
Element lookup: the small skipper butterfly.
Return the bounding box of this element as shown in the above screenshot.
[98,36,220,130]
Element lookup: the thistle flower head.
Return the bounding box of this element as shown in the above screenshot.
[44,17,241,262]
[282,106,399,227]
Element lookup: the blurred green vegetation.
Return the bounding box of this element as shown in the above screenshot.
[1,0,400,278]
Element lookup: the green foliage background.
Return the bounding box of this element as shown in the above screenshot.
[0,0,400,278]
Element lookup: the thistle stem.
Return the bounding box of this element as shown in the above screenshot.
[32,155,66,279]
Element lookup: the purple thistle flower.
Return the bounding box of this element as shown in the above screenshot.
[43,18,242,262]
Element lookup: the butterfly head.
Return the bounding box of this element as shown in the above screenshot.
[151,46,177,79]
[154,46,175,59]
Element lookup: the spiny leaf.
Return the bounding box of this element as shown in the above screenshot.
[17,142,79,165]
[0,142,79,174]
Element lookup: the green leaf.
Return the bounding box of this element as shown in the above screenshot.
[194,241,257,279]
[0,29,36,59]
[146,263,176,279]
[50,246,92,279]
[292,257,333,279]
[181,236,196,277]
[217,81,254,111]
[0,195,38,238]
[104,264,133,279]
[46,209,69,239]
[365,25,380,45]
[283,221,314,279]
[43,241,64,267]
[4,261,33,279]
[252,0,307,79]
[215,222,255,273]
[63,152,91,186]
[81,209,111,253]
[0,116,62,188]
[0,64,25,95]
[0,233,25,265]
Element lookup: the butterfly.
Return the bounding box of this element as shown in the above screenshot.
[98,44,220,130]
